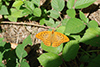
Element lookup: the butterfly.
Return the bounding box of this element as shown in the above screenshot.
[35,30,69,47]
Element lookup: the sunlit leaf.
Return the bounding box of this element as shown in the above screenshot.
[41,42,63,54]
[65,18,86,33]
[0,5,8,15]
[62,40,79,61]
[67,9,76,18]
[38,53,62,67]
[75,0,96,9]
[51,0,64,11]
[33,8,41,17]
[87,20,98,28]
[79,28,100,47]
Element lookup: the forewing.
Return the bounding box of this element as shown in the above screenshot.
[52,32,69,47]
[35,31,52,46]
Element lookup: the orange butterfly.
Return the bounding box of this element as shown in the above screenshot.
[35,30,69,47]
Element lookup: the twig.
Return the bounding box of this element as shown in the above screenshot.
[59,12,63,21]
[0,21,55,30]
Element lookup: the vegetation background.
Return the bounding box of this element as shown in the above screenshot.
[0,0,100,67]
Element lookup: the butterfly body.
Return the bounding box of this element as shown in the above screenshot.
[36,30,69,47]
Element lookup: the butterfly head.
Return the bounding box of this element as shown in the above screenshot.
[52,30,55,34]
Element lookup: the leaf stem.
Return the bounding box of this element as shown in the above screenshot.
[87,50,100,53]
[80,48,91,57]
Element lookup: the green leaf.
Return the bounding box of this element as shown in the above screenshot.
[87,20,98,28]
[51,0,64,11]
[0,2,2,9]
[88,54,100,67]
[70,35,81,41]
[10,8,23,17]
[65,18,86,33]
[0,38,6,47]
[20,61,30,67]
[22,9,31,16]
[32,0,40,7]
[79,11,89,23]
[0,63,5,67]
[80,55,89,62]
[0,5,9,15]
[7,8,23,22]
[62,18,69,26]
[51,21,60,28]
[80,64,84,67]
[57,26,65,33]
[45,18,54,26]
[23,35,32,46]
[62,40,79,61]
[3,50,16,67]
[24,1,34,12]
[67,0,75,9]
[67,9,76,18]
[0,52,3,63]
[38,53,62,67]
[48,10,60,19]
[0,64,5,67]
[79,28,100,47]
[12,1,23,9]
[40,18,46,25]
[16,44,27,59]
[7,16,17,22]
[33,8,41,17]
[41,42,63,54]
[75,0,96,9]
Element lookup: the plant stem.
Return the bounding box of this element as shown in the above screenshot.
[80,48,91,57]
[87,50,100,53]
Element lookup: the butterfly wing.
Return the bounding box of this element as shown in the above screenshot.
[52,32,69,47]
[35,31,52,46]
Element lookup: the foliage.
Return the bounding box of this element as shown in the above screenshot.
[0,0,100,67]
[0,36,32,67]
